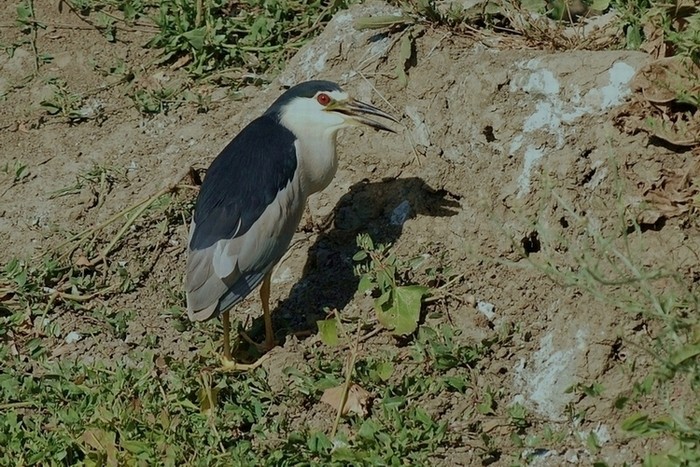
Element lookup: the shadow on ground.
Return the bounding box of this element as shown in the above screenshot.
[239,176,460,351]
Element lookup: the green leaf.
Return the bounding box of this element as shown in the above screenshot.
[375,285,427,335]
[669,343,700,366]
[375,361,393,381]
[307,431,331,453]
[352,250,367,261]
[392,285,428,335]
[357,274,375,294]
[626,25,642,50]
[182,27,207,51]
[317,318,339,346]
[589,0,610,11]
[40,100,61,115]
[621,413,650,434]
[521,0,546,13]
[16,3,31,23]
[121,439,149,454]
[358,419,380,439]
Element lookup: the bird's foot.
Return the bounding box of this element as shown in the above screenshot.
[240,330,276,353]
[220,353,270,372]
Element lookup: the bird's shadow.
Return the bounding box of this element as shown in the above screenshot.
[239,176,460,351]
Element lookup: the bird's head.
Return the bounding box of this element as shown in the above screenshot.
[267,80,398,136]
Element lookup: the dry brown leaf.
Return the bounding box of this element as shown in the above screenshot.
[621,57,700,146]
[640,18,666,58]
[633,56,700,104]
[320,383,371,417]
[74,254,93,268]
[639,160,700,221]
[170,54,192,70]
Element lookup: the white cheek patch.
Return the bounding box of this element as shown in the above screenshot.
[281,93,349,135]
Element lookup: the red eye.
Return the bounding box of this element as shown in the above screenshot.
[317,93,331,106]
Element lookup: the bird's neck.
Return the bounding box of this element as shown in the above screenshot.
[296,131,339,196]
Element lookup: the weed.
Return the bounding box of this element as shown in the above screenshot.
[15,0,51,72]
[523,179,700,464]
[353,233,430,336]
[1,160,30,184]
[40,79,100,122]
[146,0,353,79]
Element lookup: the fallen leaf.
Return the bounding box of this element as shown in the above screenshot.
[638,159,700,222]
[632,56,700,105]
[74,254,93,268]
[321,383,371,417]
[617,56,700,147]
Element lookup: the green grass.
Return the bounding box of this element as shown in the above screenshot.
[0,318,487,464]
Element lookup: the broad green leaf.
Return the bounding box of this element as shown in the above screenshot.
[16,4,30,22]
[391,285,428,335]
[358,419,380,439]
[521,0,546,13]
[375,285,427,335]
[307,431,332,453]
[547,0,566,20]
[182,27,207,51]
[626,25,642,50]
[621,413,650,434]
[121,439,149,454]
[357,274,375,294]
[669,343,700,366]
[589,0,610,11]
[375,361,393,381]
[352,250,367,261]
[317,318,339,346]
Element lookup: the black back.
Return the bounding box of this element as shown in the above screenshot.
[189,115,297,250]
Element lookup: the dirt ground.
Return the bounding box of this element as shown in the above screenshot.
[2,1,698,465]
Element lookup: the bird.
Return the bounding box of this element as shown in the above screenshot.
[185,80,398,371]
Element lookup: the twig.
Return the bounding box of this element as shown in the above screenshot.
[53,168,195,260]
[330,320,362,438]
[0,402,34,410]
[28,0,40,74]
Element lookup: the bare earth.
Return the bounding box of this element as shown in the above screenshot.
[2,1,697,465]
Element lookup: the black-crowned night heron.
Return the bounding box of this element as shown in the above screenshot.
[185,80,397,370]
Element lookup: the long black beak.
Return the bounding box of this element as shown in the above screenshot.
[331,98,399,133]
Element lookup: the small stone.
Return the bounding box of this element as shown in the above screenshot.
[65,331,82,344]
[477,301,496,320]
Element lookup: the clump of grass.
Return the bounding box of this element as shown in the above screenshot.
[146,0,354,80]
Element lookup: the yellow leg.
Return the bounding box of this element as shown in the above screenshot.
[260,271,276,351]
[239,271,277,353]
[220,308,270,372]
[222,309,231,360]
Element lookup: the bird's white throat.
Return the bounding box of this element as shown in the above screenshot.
[294,134,339,195]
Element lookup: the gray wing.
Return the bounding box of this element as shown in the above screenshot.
[185,115,300,321]
[185,176,305,321]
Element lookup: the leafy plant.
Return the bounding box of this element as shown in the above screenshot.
[39,79,96,122]
[353,233,429,336]
[147,0,352,79]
